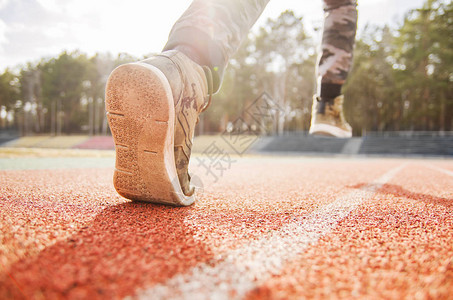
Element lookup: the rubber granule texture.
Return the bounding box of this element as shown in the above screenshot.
[0,158,452,299]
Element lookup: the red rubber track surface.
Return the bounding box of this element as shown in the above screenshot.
[0,158,452,299]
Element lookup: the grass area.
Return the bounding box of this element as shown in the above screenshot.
[0,147,114,158]
[0,134,256,156]
[6,135,89,148]
[36,135,89,148]
[6,136,51,147]
[192,134,257,154]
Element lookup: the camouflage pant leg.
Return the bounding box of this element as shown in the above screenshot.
[318,0,358,85]
[165,0,357,90]
[164,0,270,92]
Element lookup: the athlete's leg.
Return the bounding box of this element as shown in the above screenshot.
[106,1,270,205]
[164,0,270,93]
[310,0,358,137]
[318,0,358,98]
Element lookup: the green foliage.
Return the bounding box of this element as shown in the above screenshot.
[392,0,453,130]
[0,0,451,135]
[342,0,453,133]
[38,51,90,133]
[0,69,20,109]
[208,10,316,134]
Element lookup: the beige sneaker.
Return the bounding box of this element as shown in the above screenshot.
[309,95,352,138]
[105,50,212,206]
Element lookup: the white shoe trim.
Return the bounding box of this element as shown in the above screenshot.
[309,123,352,138]
[106,62,195,206]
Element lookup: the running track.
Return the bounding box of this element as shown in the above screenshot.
[1,155,452,299]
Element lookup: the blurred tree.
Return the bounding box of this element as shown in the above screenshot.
[84,53,115,135]
[0,69,19,109]
[392,0,453,131]
[252,10,314,135]
[39,51,92,134]
[206,10,315,135]
[0,69,20,129]
[1,0,451,135]
[343,0,452,133]
[19,65,43,133]
[343,25,398,135]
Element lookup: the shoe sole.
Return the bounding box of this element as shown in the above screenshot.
[105,63,195,206]
[309,124,352,138]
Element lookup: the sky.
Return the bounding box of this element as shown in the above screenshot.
[0,0,426,71]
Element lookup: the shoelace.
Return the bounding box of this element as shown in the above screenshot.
[157,53,213,113]
[200,66,213,113]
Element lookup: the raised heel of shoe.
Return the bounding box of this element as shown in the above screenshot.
[105,63,195,206]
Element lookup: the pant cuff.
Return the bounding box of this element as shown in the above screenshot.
[163,27,226,93]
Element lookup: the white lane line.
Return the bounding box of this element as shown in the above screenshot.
[424,164,453,177]
[133,165,405,300]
